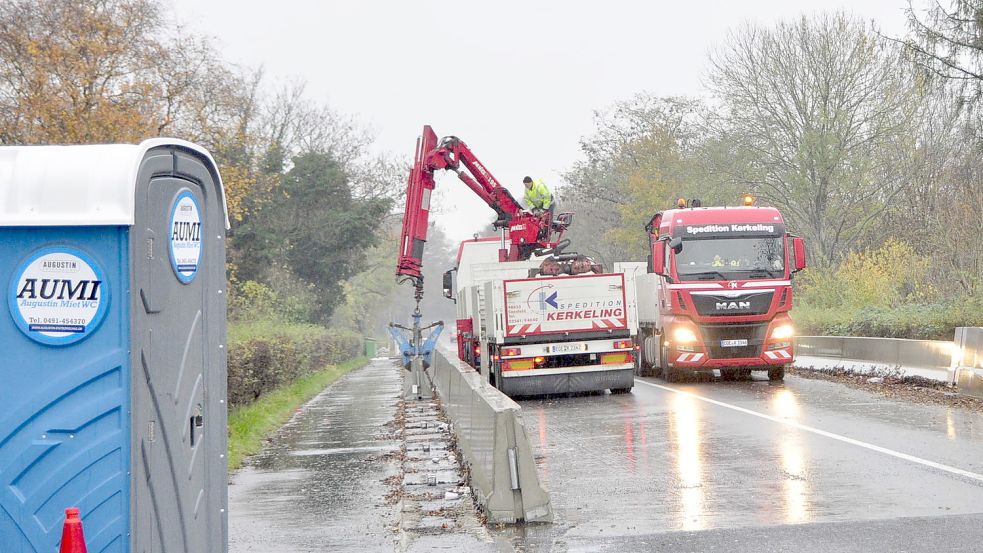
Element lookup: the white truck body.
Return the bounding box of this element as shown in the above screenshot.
[451,240,639,395]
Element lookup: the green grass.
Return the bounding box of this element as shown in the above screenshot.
[227,356,368,471]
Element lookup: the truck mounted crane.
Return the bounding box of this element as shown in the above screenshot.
[393,125,639,397]
[395,125,571,297]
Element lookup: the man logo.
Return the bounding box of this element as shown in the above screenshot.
[716,301,750,310]
[729,281,739,289]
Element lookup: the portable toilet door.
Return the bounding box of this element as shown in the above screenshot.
[0,139,229,553]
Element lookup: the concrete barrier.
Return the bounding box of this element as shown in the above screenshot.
[795,336,953,373]
[426,344,552,524]
[954,328,983,399]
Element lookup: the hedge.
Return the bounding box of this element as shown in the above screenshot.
[227,322,362,407]
[794,300,983,341]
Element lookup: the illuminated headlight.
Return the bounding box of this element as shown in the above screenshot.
[673,327,698,344]
[771,324,795,340]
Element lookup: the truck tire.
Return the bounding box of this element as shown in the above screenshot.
[610,387,633,394]
[720,369,738,381]
[660,338,680,383]
[768,366,785,381]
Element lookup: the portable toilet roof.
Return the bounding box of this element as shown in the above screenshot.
[0,137,230,228]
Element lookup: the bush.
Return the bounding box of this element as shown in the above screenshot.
[227,321,362,407]
[794,300,983,340]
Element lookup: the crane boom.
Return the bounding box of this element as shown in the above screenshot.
[396,125,570,289]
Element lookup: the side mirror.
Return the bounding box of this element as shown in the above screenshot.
[442,269,456,301]
[791,236,807,272]
[668,236,683,253]
[651,241,666,276]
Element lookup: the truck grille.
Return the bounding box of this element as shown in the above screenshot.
[691,290,774,317]
[700,323,767,359]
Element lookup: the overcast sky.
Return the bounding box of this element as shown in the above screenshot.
[167,0,910,242]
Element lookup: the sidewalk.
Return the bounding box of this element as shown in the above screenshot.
[227,358,507,552]
[228,358,402,552]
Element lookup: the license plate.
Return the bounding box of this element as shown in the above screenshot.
[551,343,588,353]
[720,339,748,347]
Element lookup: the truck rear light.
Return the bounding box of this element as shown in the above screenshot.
[474,346,481,355]
[502,347,522,357]
[613,339,633,350]
[503,359,534,371]
[600,352,633,364]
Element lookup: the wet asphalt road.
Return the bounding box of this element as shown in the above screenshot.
[494,373,983,552]
[228,360,402,552]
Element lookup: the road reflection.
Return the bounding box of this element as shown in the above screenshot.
[668,393,706,531]
[770,388,812,523]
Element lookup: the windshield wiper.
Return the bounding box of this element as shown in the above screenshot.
[684,271,729,281]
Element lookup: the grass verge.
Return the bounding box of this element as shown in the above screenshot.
[227,356,368,471]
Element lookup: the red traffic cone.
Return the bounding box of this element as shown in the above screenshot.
[59,507,88,553]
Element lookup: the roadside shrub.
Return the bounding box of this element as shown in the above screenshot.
[227,322,362,406]
[794,299,983,340]
[798,240,931,310]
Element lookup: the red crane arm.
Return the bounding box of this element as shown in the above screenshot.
[396,125,569,286]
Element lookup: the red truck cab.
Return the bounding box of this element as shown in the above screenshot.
[636,200,807,381]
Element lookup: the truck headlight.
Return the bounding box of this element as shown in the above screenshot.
[771,324,794,340]
[673,327,698,344]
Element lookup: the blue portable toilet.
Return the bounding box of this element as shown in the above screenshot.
[0,139,229,553]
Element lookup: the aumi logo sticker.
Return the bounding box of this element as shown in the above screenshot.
[8,246,109,346]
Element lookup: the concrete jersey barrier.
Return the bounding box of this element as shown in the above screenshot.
[795,336,953,372]
[427,344,552,524]
[795,331,983,400]
[954,328,983,398]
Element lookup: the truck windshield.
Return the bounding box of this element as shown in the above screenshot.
[675,236,785,280]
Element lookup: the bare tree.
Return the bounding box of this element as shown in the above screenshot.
[709,13,920,265]
[902,0,983,98]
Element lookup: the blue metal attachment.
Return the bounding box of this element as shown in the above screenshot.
[389,308,443,370]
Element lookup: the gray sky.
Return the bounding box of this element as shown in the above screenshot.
[168,0,909,242]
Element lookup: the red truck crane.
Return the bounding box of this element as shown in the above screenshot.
[396,125,570,295]
[395,126,639,397]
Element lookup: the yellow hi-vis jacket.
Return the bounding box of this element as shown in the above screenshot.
[523,179,553,210]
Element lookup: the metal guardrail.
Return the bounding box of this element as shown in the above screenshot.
[795,328,983,398]
[427,345,552,524]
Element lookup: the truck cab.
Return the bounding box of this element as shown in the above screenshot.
[636,201,807,381]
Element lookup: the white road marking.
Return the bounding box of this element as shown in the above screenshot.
[635,378,983,484]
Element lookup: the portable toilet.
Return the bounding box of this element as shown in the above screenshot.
[0,139,229,553]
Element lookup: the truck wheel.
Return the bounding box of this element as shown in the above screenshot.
[664,367,681,383]
[661,338,679,382]
[610,387,633,394]
[720,369,737,381]
[768,366,785,381]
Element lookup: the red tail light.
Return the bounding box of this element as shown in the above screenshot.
[534,356,546,366]
[502,347,522,357]
[613,339,633,350]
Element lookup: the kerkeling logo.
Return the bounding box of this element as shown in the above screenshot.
[8,246,109,346]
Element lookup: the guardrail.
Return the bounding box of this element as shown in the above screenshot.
[794,328,983,398]
[426,345,552,524]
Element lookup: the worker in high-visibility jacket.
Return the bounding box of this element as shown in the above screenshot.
[523,176,554,241]
[522,176,553,213]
